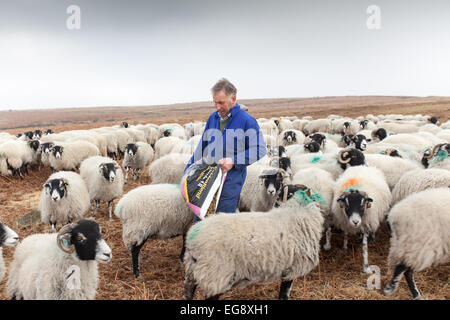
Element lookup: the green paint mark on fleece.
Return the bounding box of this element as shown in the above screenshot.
[433,150,449,163]
[310,156,322,163]
[187,221,203,243]
[310,193,327,208]
[293,190,313,206]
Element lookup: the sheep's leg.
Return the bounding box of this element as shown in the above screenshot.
[131,238,149,278]
[183,269,197,300]
[51,223,56,232]
[96,200,100,210]
[323,227,332,250]
[342,232,348,250]
[383,263,407,296]
[179,233,187,262]
[205,294,221,300]
[91,200,96,216]
[278,280,293,300]
[368,232,376,242]
[362,233,370,273]
[133,169,139,181]
[108,201,113,221]
[18,168,24,180]
[404,268,423,300]
[124,167,129,184]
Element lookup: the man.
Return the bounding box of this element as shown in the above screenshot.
[185,78,266,215]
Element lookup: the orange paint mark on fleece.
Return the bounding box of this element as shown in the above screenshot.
[339,178,361,192]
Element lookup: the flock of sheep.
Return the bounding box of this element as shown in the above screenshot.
[0,112,449,300]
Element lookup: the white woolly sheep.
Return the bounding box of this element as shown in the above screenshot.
[114,184,194,278]
[391,168,450,203]
[291,148,366,179]
[279,129,305,146]
[292,167,335,250]
[183,184,324,300]
[331,166,392,273]
[80,156,124,221]
[39,171,90,231]
[122,142,154,183]
[147,153,192,184]
[238,165,289,212]
[0,222,19,283]
[6,219,111,300]
[303,118,332,135]
[364,153,421,190]
[383,188,450,300]
[49,141,100,172]
[0,140,39,179]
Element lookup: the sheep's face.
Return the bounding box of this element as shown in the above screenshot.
[373,128,387,141]
[99,163,121,182]
[41,142,54,154]
[270,157,292,178]
[429,116,439,125]
[16,133,22,138]
[126,144,137,157]
[45,129,54,135]
[274,184,310,208]
[342,135,354,147]
[68,219,112,263]
[283,131,296,143]
[309,133,326,146]
[267,146,287,158]
[260,172,284,197]
[163,129,172,137]
[33,130,42,140]
[28,140,40,152]
[24,131,34,140]
[44,179,68,202]
[304,141,321,153]
[360,120,369,129]
[337,190,373,228]
[0,223,19,247]
[52,146,64,158]
[352,134,368,151]
[339,149,366,170]
[122,121,129,128]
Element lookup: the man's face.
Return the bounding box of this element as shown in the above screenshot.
[213,90,236,118]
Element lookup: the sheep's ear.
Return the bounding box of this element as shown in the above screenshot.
[337,196,346,208]
[98,163,105,173]
[43,183,50,194]
[365,198,373,208]
[60,146,64,153]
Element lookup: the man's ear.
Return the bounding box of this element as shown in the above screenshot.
[231,95,237,105]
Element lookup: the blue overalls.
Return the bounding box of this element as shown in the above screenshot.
[185,103,266,215]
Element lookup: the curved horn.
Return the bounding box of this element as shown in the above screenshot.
[56,222,77,254]
[431,143,446,157]
[337,149,352,164]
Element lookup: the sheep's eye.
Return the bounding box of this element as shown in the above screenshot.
[76,235,86,243]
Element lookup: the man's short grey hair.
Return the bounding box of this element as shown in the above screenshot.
[211,78,237,98]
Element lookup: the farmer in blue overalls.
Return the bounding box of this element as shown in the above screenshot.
[185,78,266,219]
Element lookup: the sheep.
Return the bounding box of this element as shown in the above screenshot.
[0,140,39,179]
[279,129,305,146]
[114,184,194,278]
[183,184,324,300]
[147,153,192,184]
[49,140,100,172]
[291,148,366,179]
[377,122,419,134]
[364,153,421,190]
[303,118,332,135]
[341,134,369,151]
[419,123,442,135]
[80,156,124,221]
[6,219,112,300]
[39,171,90,231]
[238,165,289,212]
[122,142,154,183]
[292,167,335,250]
[292,119,310,132]
[158,123,187,140]
[331,166,392,273]
[39,142,54,168]
[0,222,19,283]
[277,118,294,133]
[392,168,450,203]
[383,188,450,300]
[425,143,450,170]
[259,120,279,137]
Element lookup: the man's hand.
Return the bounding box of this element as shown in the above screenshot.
[219,158,234,173]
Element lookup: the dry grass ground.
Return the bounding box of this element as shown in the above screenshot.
[0,96,449,300]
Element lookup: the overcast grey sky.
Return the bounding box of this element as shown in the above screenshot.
[1,0,449,110]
